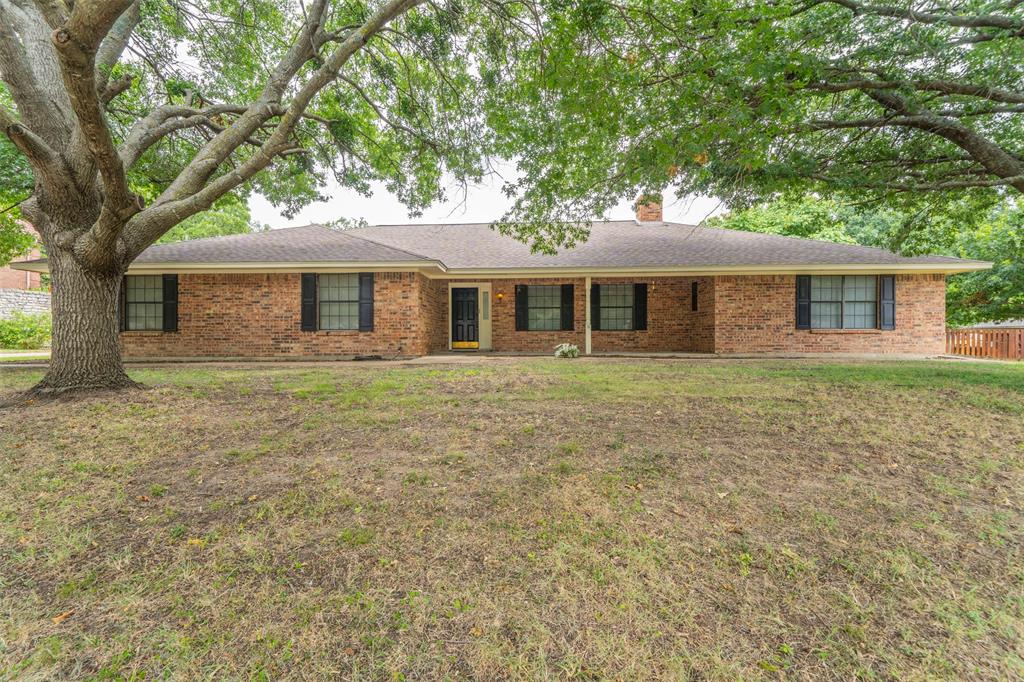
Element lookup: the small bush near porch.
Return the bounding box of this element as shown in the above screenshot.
[1,359,1022,680]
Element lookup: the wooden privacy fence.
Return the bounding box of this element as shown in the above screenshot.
[946,327,1024,360]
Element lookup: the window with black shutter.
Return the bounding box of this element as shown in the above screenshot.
[797,275,893,330]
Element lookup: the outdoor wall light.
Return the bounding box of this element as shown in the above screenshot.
[495,292,504,302]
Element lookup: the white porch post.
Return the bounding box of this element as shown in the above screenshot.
[585,275,592,355]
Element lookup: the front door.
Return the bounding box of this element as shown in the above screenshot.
[451,287,479,349]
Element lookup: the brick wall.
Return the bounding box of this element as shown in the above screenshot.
[0,250,42,290]
[120,271,948,358]
[419,276,449,353]
[591,276,713,352]
[712,274,947,354]
[488,278,587,352]
[121,272,436,358]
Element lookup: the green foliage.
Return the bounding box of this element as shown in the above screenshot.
[157,196,264,244]
[947,208,1024,327]
[711,196,1024,326]
[0,136,34,267]
[554,343,580,358]
[485,0,1022,246]
[0,312,52,350]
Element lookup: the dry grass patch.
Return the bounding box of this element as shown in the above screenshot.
[1,358,1022,680]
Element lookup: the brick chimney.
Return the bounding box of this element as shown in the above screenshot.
[634,195,663,222]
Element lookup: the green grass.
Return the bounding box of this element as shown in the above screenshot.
[1,358,1022,680]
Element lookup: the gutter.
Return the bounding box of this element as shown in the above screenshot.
[11,259,992,276]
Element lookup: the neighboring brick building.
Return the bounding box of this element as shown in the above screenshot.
[12,200,990,358]
[0,223,43,290]
[0,223,49,320]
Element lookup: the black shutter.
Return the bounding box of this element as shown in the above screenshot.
[633,283,648,330]
[560,284,574,331]
[359,272,374,331]
[879,275,896,330]
[691,281,699,311]
[590,283,600,331]
[118,276,126,332]
[515,285,528,331]
[796,275,811,329]
[162,274,178,332]
[301,273,317,331]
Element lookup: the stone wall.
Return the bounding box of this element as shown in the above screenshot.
[0,289,51,319]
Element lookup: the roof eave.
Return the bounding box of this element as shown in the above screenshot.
[429,261,993,277]
[11,259,991,275]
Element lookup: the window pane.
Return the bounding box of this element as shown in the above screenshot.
[843,301,876,329]
[318,274,359,330]
[319,301,358,330]
[811,276,842,302]
[526,285,561,330]
[602,306,633,330]
[528,307,559,330]
[319,273,359,303]
[843,275,877,302]
[527,285,559,308]
[125,276,163,330]
[810,302,841,329]
[599,284,634,330]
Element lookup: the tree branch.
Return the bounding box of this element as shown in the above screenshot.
[825,0,1024,32]
[124,0,428,258]
[864,89,1024,192]
[94,0,139,94]
[50,0,142,269]
[152,0,331,203]
[810,78,1024,105]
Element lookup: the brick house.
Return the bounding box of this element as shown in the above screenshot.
[12,201,990,358]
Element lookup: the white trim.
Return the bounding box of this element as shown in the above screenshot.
[447,282,492,351]
[11,259,992,276]
[584,275,592,355]
[424,262,990,277]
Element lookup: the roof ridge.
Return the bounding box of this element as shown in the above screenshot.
[341,229,439,263]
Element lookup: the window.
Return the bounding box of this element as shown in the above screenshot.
[318,273,360,330]
[599,283,634,330]
[527,285,561,330]
[810,275,877,329]
[125,275,163,330]
[691,281,699,312]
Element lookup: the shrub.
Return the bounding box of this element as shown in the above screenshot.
[0,312,52,350]
[554,343,580,358]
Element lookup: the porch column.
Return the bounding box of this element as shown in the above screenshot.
[585,275,592,355]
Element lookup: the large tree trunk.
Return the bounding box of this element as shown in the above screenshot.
[35,250,135,393]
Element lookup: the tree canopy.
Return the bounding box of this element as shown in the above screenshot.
[489,0,1024,240]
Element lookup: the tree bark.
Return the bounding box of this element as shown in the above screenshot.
[35,250,135,393]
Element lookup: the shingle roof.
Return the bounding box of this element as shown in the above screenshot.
[133,224,431,264]
[14,220,988,273]
[347,221,976,269]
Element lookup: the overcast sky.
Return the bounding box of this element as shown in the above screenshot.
[249,170,725,228]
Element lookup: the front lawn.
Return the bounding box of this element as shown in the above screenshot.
[1,359,1022,679]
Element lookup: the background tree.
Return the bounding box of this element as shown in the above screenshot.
[488,0,1024,238]
[0,136,35,266]
[710,196,1024,326]
[0,0,558,394]
[156,195,265,244]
